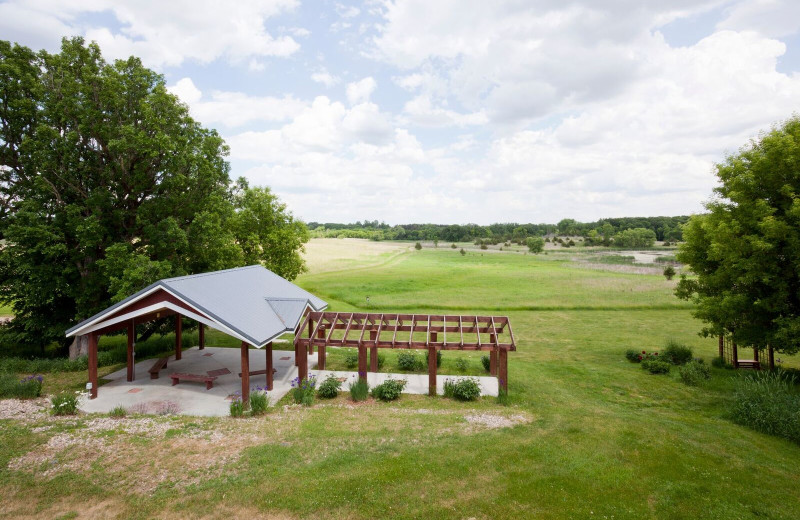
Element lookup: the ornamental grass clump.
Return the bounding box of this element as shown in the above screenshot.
[397,351,424,371]
[51,391,80,415]
[317,374,342,399]
[249,387,270,415]
[109,405,127,418]
[344,351,358,369]
[229,392,245,417]
[481,355,491,372]
[291,376,316,406]
[371,379,406,401]
[730,371,800,444]
[349,375,369,401]
[455,357,469,372]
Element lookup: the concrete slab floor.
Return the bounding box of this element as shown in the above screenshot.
[312,370,499,397]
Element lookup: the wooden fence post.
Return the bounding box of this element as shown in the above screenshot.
[266,341,273,390]
[498,348,508,393]
[241,342,250,406]
[358,345,367,381]
[317,327,326,370]
[428,346,437,396]
[370,330,378,372]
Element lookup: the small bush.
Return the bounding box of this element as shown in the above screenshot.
[376,353,386,369]
[443,378,456,398]
[711,356,728,369]
[663,265,676,280]
[229,394,245,417]
[625,349,642,363]
[51,392,80,415]
[641,360,671,374]
[480,243,488,250]
[317,374,342,399]
[0,373,43,398]
[414,242,422,250]
[425,350,442,368]
[730,371,800,443]
[460,248,466,256]
[250,388,270,415]
[371,379,406,401]
[663,340,693,365]
[349,377,369,401]
[398,351,424,371]
[481,355,490,372]
[291,376,316,406]
[679,360,711,386]
[344,351,358,369]
[451,243,457,249]
[455,357,469,372]
[450,377,482,401]
[109,405,127,418]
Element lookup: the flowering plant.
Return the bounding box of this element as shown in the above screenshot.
[229,391,245,417]
[292,375,316,406]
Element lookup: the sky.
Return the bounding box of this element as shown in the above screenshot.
[2,0,800,225]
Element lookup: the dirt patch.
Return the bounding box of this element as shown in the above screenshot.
[463,412,530,429]
[0,398,50,421]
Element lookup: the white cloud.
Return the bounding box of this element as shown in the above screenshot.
[346,77,377,104]
[401,95,487,127]
[311,70,341,87]
[717,0,800,38]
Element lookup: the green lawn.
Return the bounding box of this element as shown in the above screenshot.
[1,245,799,519]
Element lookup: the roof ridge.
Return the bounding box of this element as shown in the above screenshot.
[162,264,262,283]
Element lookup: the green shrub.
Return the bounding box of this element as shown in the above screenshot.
[679,360,711,386]
[455,357,469,372]
[109,406,127,418]
[0,373,43,398]
[371,379,406,401]
[249,388,270,415]
[730,371,800,443]
[344,351,358,369]
[229,394,245,417]
[450,377,482,401]
[291,376,316,406]
[481,355,490,372]
[663,265,676,280]
[443,378,456,398]
[317,374,342,399]
[349,377,369,401]
[51,392,80,415]
[425,350,442,368]
[641,360,671,374]
[480,244,488,250]
[625,349,642,363]
[451,243,457,249]
[376,353,386,369]
[414,242,422,250]
[397,351,424,371]
[663,340,693,365]
[460,248,466,256]
[711,356,729,369]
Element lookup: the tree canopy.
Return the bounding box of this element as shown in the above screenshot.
[676,116,800,355]
[0,38,308,350]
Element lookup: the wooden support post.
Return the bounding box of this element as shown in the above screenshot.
[498,348,508,393]
[732,341,738,369]
[754,347,759,366]
[241,342,250,407]
[370,330,378,372]
[490,350,497,376]
[358,345,367,381]
[768,346,775,370]
[199,323,205,350]
[175,315,182,361]
[88,333,98,399]
[428,346,437,396]
[718,335,724,359]
[298,341,308,382]
[126,321,134,382]
[317,327,326,371]
[266,341,274,390]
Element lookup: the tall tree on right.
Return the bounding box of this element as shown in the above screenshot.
[676,116,800,356]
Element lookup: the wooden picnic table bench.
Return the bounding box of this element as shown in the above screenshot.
[148,356,169,379]
[170,372,217,390]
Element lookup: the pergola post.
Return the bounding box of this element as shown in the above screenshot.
[126,320,135,382]
[718,335,724,359]
[489,333,497,375]
[175,315,182,361]
[266,341,274,390]
[241,342,250,406]
[498,348,508,393]
[428,330,438,396]
[732,341,738,369]
[88,332,98,399]
[768,346,775,370]
[297,340,308,382]
[317,327,326,370]
[754,347,760,367]
[369,330,378,372]
[199,323,205,350]
[358,345,367,381]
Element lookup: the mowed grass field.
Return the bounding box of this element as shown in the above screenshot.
[2,240,800,519]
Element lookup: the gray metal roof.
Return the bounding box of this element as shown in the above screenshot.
[65,265,327,346]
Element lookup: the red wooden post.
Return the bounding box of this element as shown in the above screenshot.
[718,335,724,359]
[358,345,367,381]
[732,341,738,369]
[490,350,497,376]
[768,346,775,370]
[753,347,759,366]
[317,327,326,370]
[88,332,98,399]
[370,330,378,372]
[266,341,273,390]
[175,315,182,361]
[298,340,308,382]
[428,346,437,396]
[498,348,508,393]
[308,318,315,354]
[199,323,205,350]
[241,342,250,407]
[126,321,134,382]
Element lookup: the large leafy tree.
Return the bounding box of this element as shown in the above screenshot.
[676,116,800,355]
[0,38,308,351]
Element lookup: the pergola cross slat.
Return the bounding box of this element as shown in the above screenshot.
[294,311,516,394]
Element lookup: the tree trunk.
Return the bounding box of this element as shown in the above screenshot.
[68,334,89,360]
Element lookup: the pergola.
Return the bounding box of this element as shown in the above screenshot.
[294,312,516,394]
[65,265,327,404]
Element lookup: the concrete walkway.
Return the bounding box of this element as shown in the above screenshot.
[312,370,499,396]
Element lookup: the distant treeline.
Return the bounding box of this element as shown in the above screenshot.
[307,216,690,244]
